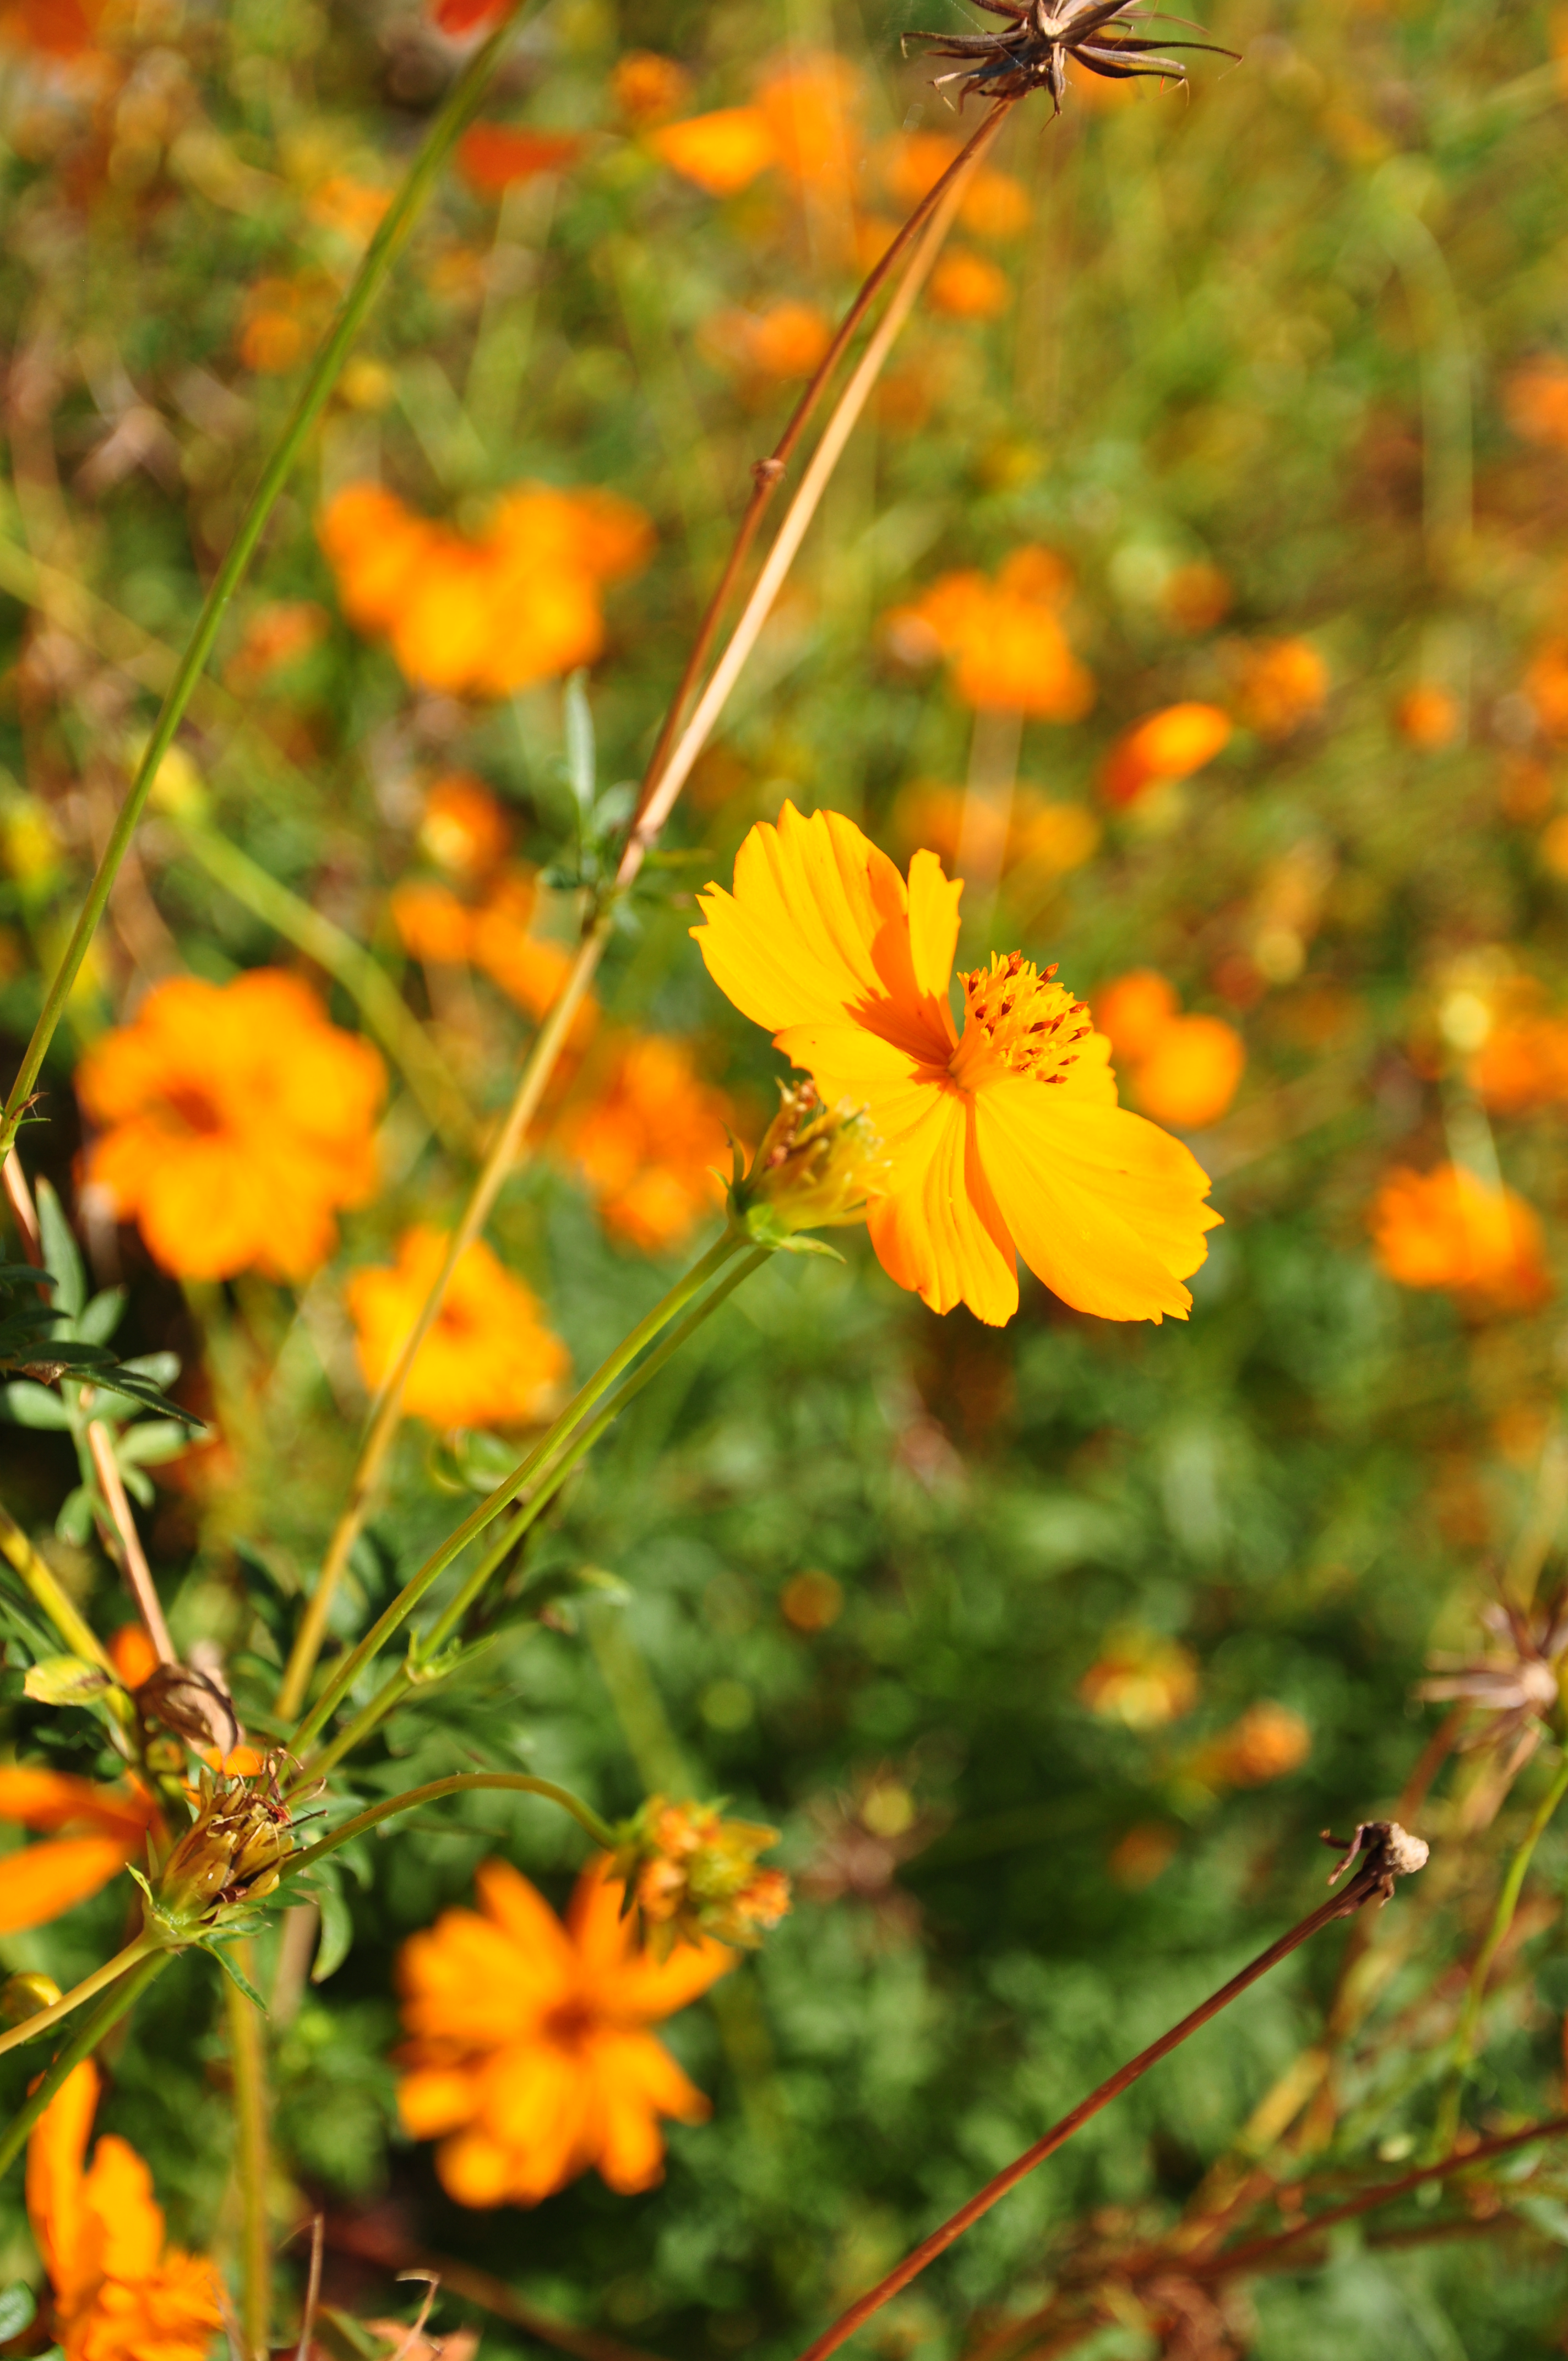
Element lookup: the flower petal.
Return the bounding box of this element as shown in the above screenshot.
[25,2059,97,2295]
[864,1085,1019,1324]
[905,847,962,1020]
[589,2028,710,2193]
[0,1836,138,1936]
[0,1769,154,1843]
[475,1859,579,1990]
[974,1081,1218,1322]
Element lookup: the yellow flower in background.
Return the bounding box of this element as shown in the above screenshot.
[396,1857,733,2207]
[346,1227,569,1429]
[557,1032,737,1253]
[28,2060,224,2361]
[693,802,1219,1326]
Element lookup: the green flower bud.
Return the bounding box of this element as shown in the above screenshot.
[730,1081,886,1252]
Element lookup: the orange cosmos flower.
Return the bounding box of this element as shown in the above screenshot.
[1396,684,1461,749]
[1234,638,1329,737]
[77,971,384,1282]
[693,803,1219,1326]
[458,124,586,195]
[891,782,1099,883]
[700,299,833,384]
[222,599,329,696]
[885,547,1092,719]
[1099,703,1232,808]
[613,50,692,123]
[1503,356,1568,449]
[396,1856,734,2208]
[346,1226,569,1429]
[1160,561,1233,635]
[1184,1701,1311,1789]
[0,0,103,55]
[650,106,777,195]
[418,773,511,884]
[878,132,1030,239]
[28,2061,224,2361]
[1079,1630,1198,1728]
[1096,971,1244,1130]
[1369,1162,1551,1313]
[0,1770,158,1937]
[1525,639,1568,739]
[1469,1015,1568,1114]
[756,51,862,202]
[928,251,1012,319]
[558,1033,737,1252]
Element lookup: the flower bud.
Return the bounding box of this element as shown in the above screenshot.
[731,1081,886,1250]
[611,1797,791,1954]
[150,1766,294,1936]
[1,1971,62,2027]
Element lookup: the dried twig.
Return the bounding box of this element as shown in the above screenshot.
[85,1417,176,1664]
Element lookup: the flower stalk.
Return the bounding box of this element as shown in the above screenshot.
[0,0,536,1162]
[224,1942,272,2360]
[0,1932,159,2063]
[280,1772,617,1880]
[0,1950,171,2183]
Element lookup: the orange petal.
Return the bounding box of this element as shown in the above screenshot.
[0,1769,154,1843]
[474,1860,578,1991]
[974,1082,1218,1322]
[399,2067,480,2140]
[25,2059,97,2295]
[80,2134,164,2281]
[0,1836,138,1936]
[863,1086,1018,1325]
[905,847,963,1013]
[478,2041,594,2202]
[587,2030,709,2192]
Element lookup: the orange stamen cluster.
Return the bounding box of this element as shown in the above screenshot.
[954,951,1091,1087]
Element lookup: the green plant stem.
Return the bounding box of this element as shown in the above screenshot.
[0,2,533,1161]
[224,1938,271,2359]
[172,820,477,1156]
[284,1227,751,1757]
[0,1495,117,1674]
[302,1243,769,1782]
[0,1932,159,2061]
[0,1951,171,2183]
[281,1774,617,1881]
[1438,1750,1568,2150]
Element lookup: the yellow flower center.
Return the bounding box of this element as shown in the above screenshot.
[948,951,1091,1091]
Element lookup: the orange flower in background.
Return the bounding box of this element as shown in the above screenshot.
[891,781,1100,882]
[419,773,511,883]
[1184,1701,1311,1789]
[1235,638,1329,737]
[757,51,861,202]
[222,600,329,695]
[1469,1014,1568,1113]
[390,868,600,1040]
[346,1227,569,1429]
[1369,1162,1551,1313]
[0,0,104,55]
[307,175,392,246]
[613,50,692,123]
[651,106,777,195]
[693,802,1219,1326]
[928,251,1012,320]
[28,2061,224,2361]
[458,124,586,195]
[1524,639,1568,738]
[885,547,1093,718]
[391,879,476,966]
[1099,703,1232,808]
[77,971,384,1282]
[433,0,508,30]
[396,1856,734,2207]
[318,481,652,698]
[700,299,833,384]
[1503,355,1568,449]
[1160,561,1233,635]
[1396,684,1461,749]
[1080,1630,1198,1729]
[558,1033,737,1252]
[0,1770,157,1936]
[878,133,1030,240]
[1095,970,1244,1131]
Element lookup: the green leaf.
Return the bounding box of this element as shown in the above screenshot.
[23,1654,112,1707]
[118,1351,181,1390]
[34,1179,84,1319]
[1,1380,72,1429]
[75,1287,126,1347]
[563,667,596,812]
[55,1487,95,1546]
[0,2283,37,2340]
[200,1939,266,2011]
[116,1418,195,1467]
[312,1882,355,1983]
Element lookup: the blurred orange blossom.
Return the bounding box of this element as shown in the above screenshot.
[0,1769,157,1937]
[418,773,511,884]
[0,0,103,55]
[650,106,778,195]
[1369,1162,1551,1312]
[396,1857,733,2207]
[699,298,833,384]
[612,50,692,123]
[1095,970,1245,1130]
[346,1227,568,1429]
[1468,1013,1568,1113]
[1525,638,1568,738]
[1503,355,1568,449]
[77,971,384,1282]
[29,2061,224,2361]
[1234,638,1329,737]
[652,49,860,201]
[458,123,585,195]
[557,1032,737,1252]
[1184,1701,1311,1789]
[884,547,1093,717]
[878,131,1030,239]
[891,781,1100,882]
[927,251,1012,319]
[1396,683,1461,749]
[1099,702,1231,807]
[1080,1630,1198,1728]
[693,803,1219,1326]
[318,481,651,697]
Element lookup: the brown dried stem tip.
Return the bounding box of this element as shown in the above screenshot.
[1322,1819,1431,1906]
[903,0,1235,112]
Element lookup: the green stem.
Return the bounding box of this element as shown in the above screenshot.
[302,1243,769,1781]
[172,821,477,1157]
[0,1951,171,2183]
[0,1932,159,2061]
[285,1228,750,1757]
[224,1939,272,2359]
[0,1497,138,1743]
[281,1773,617,1881]
[0,2,533,1160]
[1440,1749,1568,2148]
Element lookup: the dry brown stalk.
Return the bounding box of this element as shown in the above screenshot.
[323,2212,668,2361]
[86,1416,176,1665]
[275,100,1011,1723]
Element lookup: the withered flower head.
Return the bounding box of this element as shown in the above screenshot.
[903,0,1233,114]
[148,1758,304,1937]
[611,1797,791,1955]
[729,1080,887,1252]
[1417,1593,1568,1774]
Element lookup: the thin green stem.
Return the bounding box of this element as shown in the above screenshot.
[0,1495,120,1677]
[172,820,477,1157]
[285,1228,749,1757]
[225,1939,272,2359]
[0,2,533,1160]
[0,1951,171,2183]
[281,1774,617,1881]
[1439,1749,1568,2149]
[302,1243,769,1781]
[0,1932,159,2061]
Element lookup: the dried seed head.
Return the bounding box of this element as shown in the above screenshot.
[902,0,1235,116]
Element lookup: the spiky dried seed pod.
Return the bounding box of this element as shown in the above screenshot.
[903,0,1234,114]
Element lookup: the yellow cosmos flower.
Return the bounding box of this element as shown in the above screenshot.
[692,803,1219,1328]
